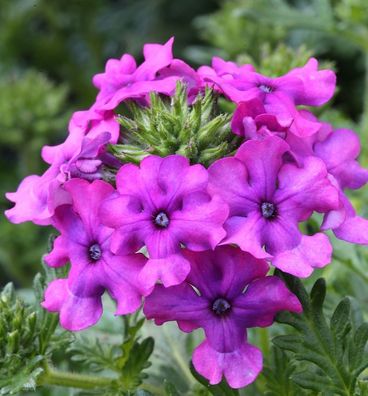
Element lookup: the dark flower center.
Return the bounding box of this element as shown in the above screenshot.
[261,202,277,219]
[212,298,231,316]
[154,211,170,228]
[89,243,102,261]
[259,84,273,93]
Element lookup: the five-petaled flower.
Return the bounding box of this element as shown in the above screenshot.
[99,154,229,290]
[144,246,302,388]
[208,136,340,277]
[42,179,147,331]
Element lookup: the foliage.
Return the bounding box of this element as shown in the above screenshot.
[0,264,71,395]
[0,0,217,105]
[0,70,69,287]
[111,83,239,167]
[270,272,368,396]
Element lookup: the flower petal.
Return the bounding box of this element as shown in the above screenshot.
[272,233,333,277]
[232,276,302,328]
[192,340,263,389]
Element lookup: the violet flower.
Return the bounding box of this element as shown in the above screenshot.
[99,155,229,290]
[42,179,147,331]
[208,136,340,277]
[200,57,336,136]
[92,37,181,111]
[144,246,302,388]
[5,129,112,225]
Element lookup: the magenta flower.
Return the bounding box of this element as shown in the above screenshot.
[314,128,368,244]
[231,98,288,140]
[144,246,302,388]
[5,168,71,225]
[201,57,335,136]
[5,129,113,225]
[208,136,340,277]
[99,155,229,290]
[69,108,120,144]
[42,179,147,331]
[92,37,180,111]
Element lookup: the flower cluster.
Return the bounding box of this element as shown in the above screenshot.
[5,38,368,389]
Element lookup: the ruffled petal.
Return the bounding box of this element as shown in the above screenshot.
[272,233,333,277]
[103,253,147,314]
[44,236,69,267]
[192,340,263,389]
[275,157,339,220]
[208,157,259,216]
[235,136,290,200]
[64,179,114,232]
[171,193,228,251]
[42,278,103,331]
[232,276,302,328]
[222,214,271,259]
[138,253,191,289]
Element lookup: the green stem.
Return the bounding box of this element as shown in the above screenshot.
[162,326,195,386]
[38,366,114,389]
[259,327,270,357]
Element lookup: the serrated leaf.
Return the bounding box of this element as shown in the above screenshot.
[273,273,368,396]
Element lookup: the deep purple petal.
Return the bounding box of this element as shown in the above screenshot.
[184,247,269,301]
[143,282,211,326]
[232,276,302,328]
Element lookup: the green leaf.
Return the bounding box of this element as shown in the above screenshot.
[273,273,368,396]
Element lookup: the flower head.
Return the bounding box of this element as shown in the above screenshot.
[208,136,339,277]
[42,179,147,331]
[92,37,199,111]
[99,155,229,290]
[144,246,302,388]
[201,57,336,137]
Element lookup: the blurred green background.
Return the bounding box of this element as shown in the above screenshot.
[1,1,368,395]
[1,0,368,290]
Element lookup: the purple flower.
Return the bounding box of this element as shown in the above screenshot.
[42,179,147,331]
[201,57,336,137]
[314,128,368,244]
[5,128,113,225]
[5,168,71,225]
[208,136,340,277]
[69,108,120,144]
[231,98,288,140]
[144,246,302,388]
[99,155,229,290]
[92,37,181,111]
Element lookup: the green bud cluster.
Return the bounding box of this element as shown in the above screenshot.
[109,82,241,167]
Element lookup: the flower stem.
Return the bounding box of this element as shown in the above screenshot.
[38,366,114,389]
